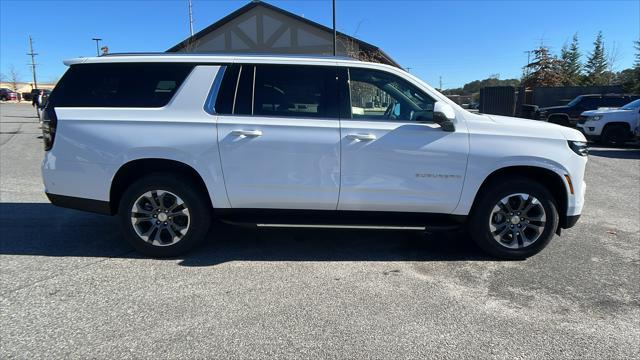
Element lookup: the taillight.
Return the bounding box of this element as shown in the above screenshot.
[42,106,57,151]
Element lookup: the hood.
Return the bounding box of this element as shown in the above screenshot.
[488,114,586,142]
[582,108,629,116]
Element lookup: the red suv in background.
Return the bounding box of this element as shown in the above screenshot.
[0,88,18,101]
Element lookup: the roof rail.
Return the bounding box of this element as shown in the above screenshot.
[101,52,355,61]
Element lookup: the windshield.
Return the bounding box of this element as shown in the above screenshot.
[566,96,583,107]
[621,99,640,110]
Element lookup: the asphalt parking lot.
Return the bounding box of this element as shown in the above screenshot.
[1,102,638,359]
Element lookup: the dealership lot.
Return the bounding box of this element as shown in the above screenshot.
[0,102,638,358]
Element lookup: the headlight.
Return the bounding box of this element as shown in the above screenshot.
[568,140,588,156]
[589,115,603,121]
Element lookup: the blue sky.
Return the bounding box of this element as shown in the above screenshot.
[1,0,638,88]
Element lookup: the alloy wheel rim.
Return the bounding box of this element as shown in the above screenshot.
[489,193,546,249]
[130,190,190,247]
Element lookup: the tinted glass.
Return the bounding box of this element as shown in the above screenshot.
[577,97,594,109]
[348,67,435,121]
[49,63,194,108]
[214,64,240,114]
[602,97,627,107]
[252,65,338,118]
[234,65,255,115]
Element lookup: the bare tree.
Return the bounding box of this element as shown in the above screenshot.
[606,41,620,72]
[9,65,20,92]
[0,72,6,83]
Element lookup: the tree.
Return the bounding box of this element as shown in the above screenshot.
[560,33,582,86]
[522,45,563,88]
[9,65,20,92]
[613,68,637,93]
[584,31,608,85]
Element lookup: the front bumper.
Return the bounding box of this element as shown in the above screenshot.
[562,214,581,229]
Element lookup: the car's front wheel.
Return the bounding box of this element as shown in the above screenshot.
[600,124,630,146]
[118,174,212,257]
[469,177,559,259]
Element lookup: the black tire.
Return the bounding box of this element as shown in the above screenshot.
[601,124,630,146]
[118,174,212,258]
[548,115,570,127]
[468,177,559,259]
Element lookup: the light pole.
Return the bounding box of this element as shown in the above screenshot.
[188,0,194,37]
[332,0,336,56]
[92,38,102,56]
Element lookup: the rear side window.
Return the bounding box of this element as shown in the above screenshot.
[49,63,194,107]
[252,65,338,118]
[214,64,339,119]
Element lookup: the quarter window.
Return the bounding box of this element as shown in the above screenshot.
[49,63,194,108]
[348,68,435,122]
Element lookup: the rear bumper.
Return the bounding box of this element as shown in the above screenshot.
[46,193,113,215]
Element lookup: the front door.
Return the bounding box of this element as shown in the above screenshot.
[217,64,341,210]
[338,67,469,214]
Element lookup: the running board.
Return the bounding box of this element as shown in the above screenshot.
[256,224,426,230]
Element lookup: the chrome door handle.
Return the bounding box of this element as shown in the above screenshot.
[232,129,263,137]
[347,133,377,141]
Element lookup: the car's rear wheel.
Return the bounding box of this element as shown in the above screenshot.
[601,124,630,146]
[469,177,559,259]
[118,174,211,257]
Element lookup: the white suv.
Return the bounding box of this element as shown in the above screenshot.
[577,99,640,145]
[41,54,588,259]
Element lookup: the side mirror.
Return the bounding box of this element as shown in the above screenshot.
[433,102,456,132]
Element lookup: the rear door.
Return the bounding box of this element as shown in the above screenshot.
[216,64,341,210]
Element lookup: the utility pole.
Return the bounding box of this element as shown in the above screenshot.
[188,0,194,37]
[27,35,39,116]
[92,38,102,56]
[439,76,443,91]
[332,0,337,56]
[405,67,412,73]
[27,35,38,91]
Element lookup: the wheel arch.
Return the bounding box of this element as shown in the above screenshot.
[109,158,213,215]
[602,122,632,131]
[470,165,570,229]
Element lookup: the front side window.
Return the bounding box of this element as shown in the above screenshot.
[602,97,627,107]
[348,67,435,122]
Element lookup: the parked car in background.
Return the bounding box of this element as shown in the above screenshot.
[578,99,640,145]
[41,54,588,260]
[22,89,51,102]
[538,94,640,127]
[0,88,18,101]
